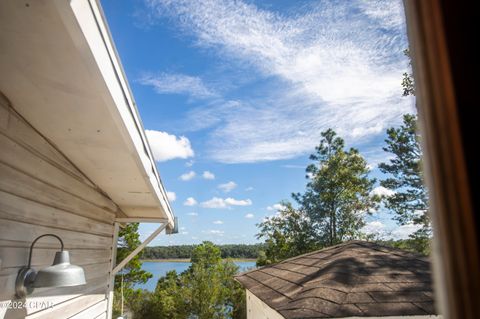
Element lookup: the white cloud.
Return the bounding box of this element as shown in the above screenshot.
[362,220,422,240]
[245,213,255,219]
[180,171,196,181]
[225,197,252,206]
[202,171,215,180]
[362,220,387,237]
[184,197,198,206]
[267,203,286,211]
[245,186,254,191]
[391,223,422,240]
[218,181,237,193]
[185,160,195,167]
[139,72,216,99]
[213,220,224,224]
[202,229,225,235]
[144,0,413,163]
[187,212,198,216]
[201,197,226,208]
[166,191,176,202]
[201,197,252,209]
[146,130,194,162]
[371,186,396,197]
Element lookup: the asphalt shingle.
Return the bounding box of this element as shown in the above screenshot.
[235,241,437,318]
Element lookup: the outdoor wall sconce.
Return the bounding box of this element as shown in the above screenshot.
[15,234,86,298]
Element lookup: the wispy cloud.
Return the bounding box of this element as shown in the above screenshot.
[184,197,198,206]
[187,211,198,216]
[245,213,255,219]
[267,203,286,212]
[166,191,176,202]
[201,197,252,209]
[180,171,196,181]
[143,0,413,163]
[202,229,224,235]
[213,220,224,224]
[139,72,216,99]
[218,181,237,193]
[146,130,194,162]
[202,171,215,180]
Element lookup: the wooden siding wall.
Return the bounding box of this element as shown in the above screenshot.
[0,94,117,319]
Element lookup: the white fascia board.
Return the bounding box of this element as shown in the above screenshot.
[68,0,174,226]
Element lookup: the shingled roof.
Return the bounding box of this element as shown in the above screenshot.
[235,241,437,318]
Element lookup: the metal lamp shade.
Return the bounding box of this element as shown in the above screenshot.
[33,251,86,288]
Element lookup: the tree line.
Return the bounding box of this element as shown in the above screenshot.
[142,243,265,260]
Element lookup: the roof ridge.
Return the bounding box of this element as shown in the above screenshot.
[236,241,364,277]
[354,241,430,262]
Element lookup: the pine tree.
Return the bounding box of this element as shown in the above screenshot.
[115,223,152,288]
[379,114,431,253]
[379,47,431,255]
[294,129,380,246]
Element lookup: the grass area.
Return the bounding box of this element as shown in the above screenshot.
[141,258,257,263]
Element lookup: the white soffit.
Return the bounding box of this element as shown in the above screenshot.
[0,0,174,225]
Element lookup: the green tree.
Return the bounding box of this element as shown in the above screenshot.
[378,47,431,255]
[401,49,415,96]
[294,129,380,246]
[113,223,152,317]
[131,270,186,319]
[182,242,244,319]
[132,241,246,319]
[379,114,430,253]
[256,202,318,265]
[115,223,152,288]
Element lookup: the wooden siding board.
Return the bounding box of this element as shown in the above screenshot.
[0,163,115,223]
[0,98,93,187]
[67,300,107,319]
[0,247,110,270]
[94,312,107,319]
[0,191,113,237]
[0,219,112,249]
[26,294,107,319]
[0,133,118,213]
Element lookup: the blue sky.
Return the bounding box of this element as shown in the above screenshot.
[100,0,417,246]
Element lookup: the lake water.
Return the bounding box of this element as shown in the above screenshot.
[136,261,257,291]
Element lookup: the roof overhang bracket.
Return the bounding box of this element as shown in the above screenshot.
[111,221,167,276]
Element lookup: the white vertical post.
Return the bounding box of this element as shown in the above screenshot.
[106,222,119,319]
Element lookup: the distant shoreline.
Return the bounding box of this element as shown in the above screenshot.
[141,258,256,263]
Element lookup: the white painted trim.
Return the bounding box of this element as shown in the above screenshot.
[112,223,167,275]
[106,222,120,319]
[85,0,174,225]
